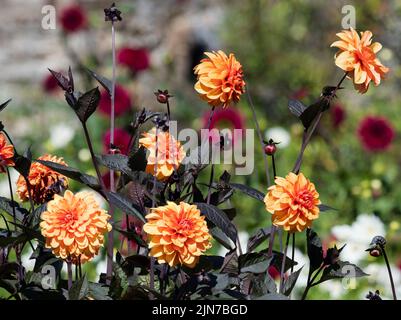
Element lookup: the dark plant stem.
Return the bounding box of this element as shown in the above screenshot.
[267,153,278,258]
[291,233,295,274]
[24,178,35,214]
[381,245,397,300]
[82,123,106,191]
[246,87,270,184]
[105,20,117,287]
[301,264,324,300]
[67,260,73,290]
[78,256,82,279]
[166,99,171,122]
[6,168,16,229]
[279,232,290,293]
[206,164,214,204]
[292,72,348,173]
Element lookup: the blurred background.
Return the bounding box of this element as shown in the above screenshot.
[1,0,401,299]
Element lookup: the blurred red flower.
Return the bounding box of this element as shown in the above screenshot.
[119,216,144,256]
[42,73,60,94]
[117,47,150,74]
[358,116,395,151]
[99,85,132,117]
[103,128,131,155]
[202,107,245,146]
[331,104,346,128]
[59,5,87,34]
[291,87,309,100]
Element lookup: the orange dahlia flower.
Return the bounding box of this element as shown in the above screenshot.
[16,154,69,205]
[0,133,15,173]
[40,190,112,264]
[139,128,186,181]
[143,201,212,268]
[264,172,321,233]
[331,28,389,93]
[194,50,245,108]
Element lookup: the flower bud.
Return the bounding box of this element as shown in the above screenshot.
[154,89,172,104]
[264,139,278,155]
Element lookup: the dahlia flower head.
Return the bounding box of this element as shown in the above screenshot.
[40,190,112,264]
[0,133,15,173]
[16,154,69,205]
[264,172,321,233]
[139,128,186,181]
[194,50,246,108]
[331,28,389,93]
[143,201,212,268]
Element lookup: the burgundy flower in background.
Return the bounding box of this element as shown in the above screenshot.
[59,5,87,34]
[268,265,280,280]
[103,128,131,155]
[358,116,395,152]
[99,85,132,117]
[117,47,150,74]
[42,73,60,94]
[102,171,119,190]
[291,87,309,100]
[202,107,245,147]
[331,103,346,128]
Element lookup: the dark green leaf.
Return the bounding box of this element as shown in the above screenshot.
[36,160,100,192]
[313,261,368,286]
[88,282,112,300]
[68,274,88,300]
[307,229,323,273]
[220,249,238,274]
[128,146,147,172]
[283,267,303,296]
[74,87,100,123]
[13,153,31,178]
[96,154,132,176]
[0,99,12,113]
[300,103,321,130]
[229,183,264,202]
[239,252,273,274]
[247,227,271,252]
[0,196,28,222]
[87,69,112,95]
[210,227,235,250]
[106,192,146,223]
[194,202,237,243]
[319,204,337,212]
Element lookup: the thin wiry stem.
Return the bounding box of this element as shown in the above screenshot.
[106,21,117,286]
[205,106,216,205]
[6,168,16,230]
[381,246,397,300]
[279,232,290,293]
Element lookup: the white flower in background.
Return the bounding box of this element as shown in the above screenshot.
[49,123,75,149]
[331,214,385,264]
[320,280,347,300]
[364,263,401,299]
[0,169,19,197]
[265,127,291,148]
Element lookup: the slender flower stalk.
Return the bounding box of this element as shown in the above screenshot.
[279,232,290,293]
[6,168,16,229]
[205,106,216,204]
[267,152,277,257]
[381,245,397,300]
[105,20,117,287]
[67,260,73,290]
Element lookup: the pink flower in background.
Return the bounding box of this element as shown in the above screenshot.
[42,73,60,94]
[101,171,118,190]
[99,85,132,117]
[117,47,150,74]
[331,104,346,128]
[103,128,131,155]
[358,116,395,151]
[59,5,87,34]
[202,107,245,147]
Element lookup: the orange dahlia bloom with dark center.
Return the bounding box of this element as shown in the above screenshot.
[139,128,186,181]
[0,133,15,173]
[331,28,389,93]
[264,173,321,233]
[16,154,69,204]
[40,190,112,264]
[143,202,212,268]
[194,50,245,108]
